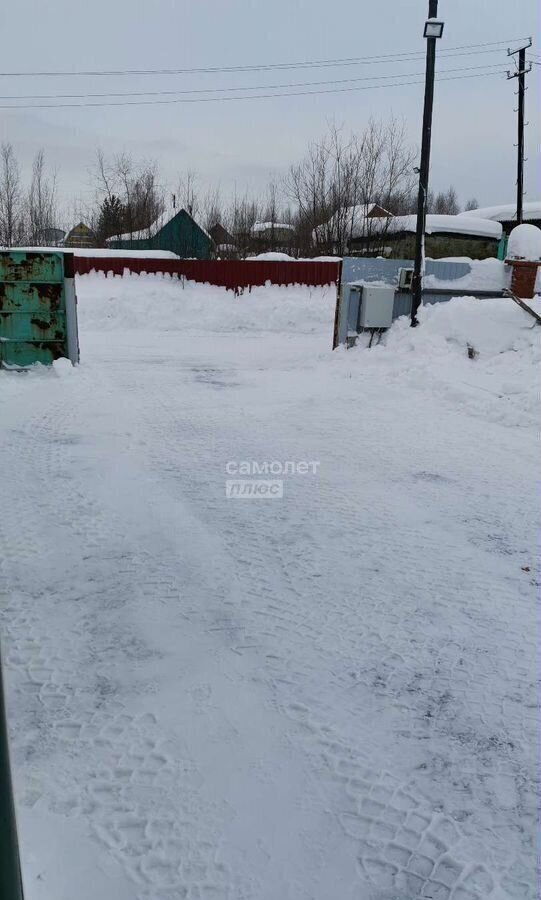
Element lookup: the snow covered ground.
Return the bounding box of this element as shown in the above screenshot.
[0,275,539,900]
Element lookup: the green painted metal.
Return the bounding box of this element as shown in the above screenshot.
[497,236,509,261]
[0,644,25,900]
[0,251,71,368]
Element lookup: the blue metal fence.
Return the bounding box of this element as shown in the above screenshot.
[335,257,504,347]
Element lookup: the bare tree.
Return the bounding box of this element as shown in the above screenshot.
[287,136,334,254]
[287,119,416,256]
[92,151,164,244]
[465,197,479,211]
[431,185,460,215]
[223,192,263,257]
[177,170,199,218]
[0,143,25,246]
[200,185,223,231]
[27,150,58,245]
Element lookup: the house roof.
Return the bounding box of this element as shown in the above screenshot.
[317,204,393,240]
[251,221,295,235]
[107,206,211,243]
[457,201,541,223]
[66,222,93,237]
[208,223,236,245]
[386,214,502,240]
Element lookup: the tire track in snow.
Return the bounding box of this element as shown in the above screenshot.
[125,356,537,900]
[0,388,240,900]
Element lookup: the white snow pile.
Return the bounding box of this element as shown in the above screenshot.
[423,257,509,292]
[246,252,342,262]
[12,247,180,259]
[76,272,335,334]
[354,295,541,428]
[245,251,296,261]
[72,248,180,259]
[507,223,541,261]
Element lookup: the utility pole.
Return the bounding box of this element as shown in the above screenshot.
[410,0,444,327]
[507,40,532,225]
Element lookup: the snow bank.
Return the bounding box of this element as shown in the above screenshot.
[245,252,297,261]
[507,223,541,261]
[424,257,509,292]
[354,296,541,428]
[11,246,180,259]
[245,253,341,262]
[76,272,335,334]
[71,249,180,259]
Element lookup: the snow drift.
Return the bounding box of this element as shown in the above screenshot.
[76,272,335,334]
[354,295,541,428]
[2,275,538,900]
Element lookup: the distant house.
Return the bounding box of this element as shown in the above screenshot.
[316,205,502,259]
[249,221,296,253]
[208,223,237,257]
[384,214,503,260]
[64,222,96,249]
[107,206,213,259]
[458,201,541,235]
[39,227,66,246]
[315,203,393,254]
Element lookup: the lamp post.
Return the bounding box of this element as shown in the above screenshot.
[410,2,444,326]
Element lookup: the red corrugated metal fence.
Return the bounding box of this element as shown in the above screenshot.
[74,257,340,290]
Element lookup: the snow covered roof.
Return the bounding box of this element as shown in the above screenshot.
[107,206,211,243]
[251,221,295,235]
[319,211,501,242]
[317,204,393,240]
[12,247,180,259]
[458,202,541,223]
[386,214,502,240]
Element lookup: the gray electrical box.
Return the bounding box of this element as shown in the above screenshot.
[359,285,396,328]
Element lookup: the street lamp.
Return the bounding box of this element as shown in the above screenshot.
[423,19,445,38]
[411,1,445,326]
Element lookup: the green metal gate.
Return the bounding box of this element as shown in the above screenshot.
[0,251,79,368]
[0,643,25,900]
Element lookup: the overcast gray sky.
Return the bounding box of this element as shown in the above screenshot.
[0,0,539,219]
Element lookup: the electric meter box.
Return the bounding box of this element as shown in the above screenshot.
[359,285,396,329]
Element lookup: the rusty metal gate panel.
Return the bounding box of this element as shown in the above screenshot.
[0,251,79,368]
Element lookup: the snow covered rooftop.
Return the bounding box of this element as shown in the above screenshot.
[251,221,295,235]
[458,201,541,223]
[318,208,500,241]
[316,204,393,240]
[387,214,502,239]
[107,206,211,243]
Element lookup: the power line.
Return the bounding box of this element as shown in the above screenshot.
[0,38,529,78]
[0,69,508,110]
[0,63,507,101]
